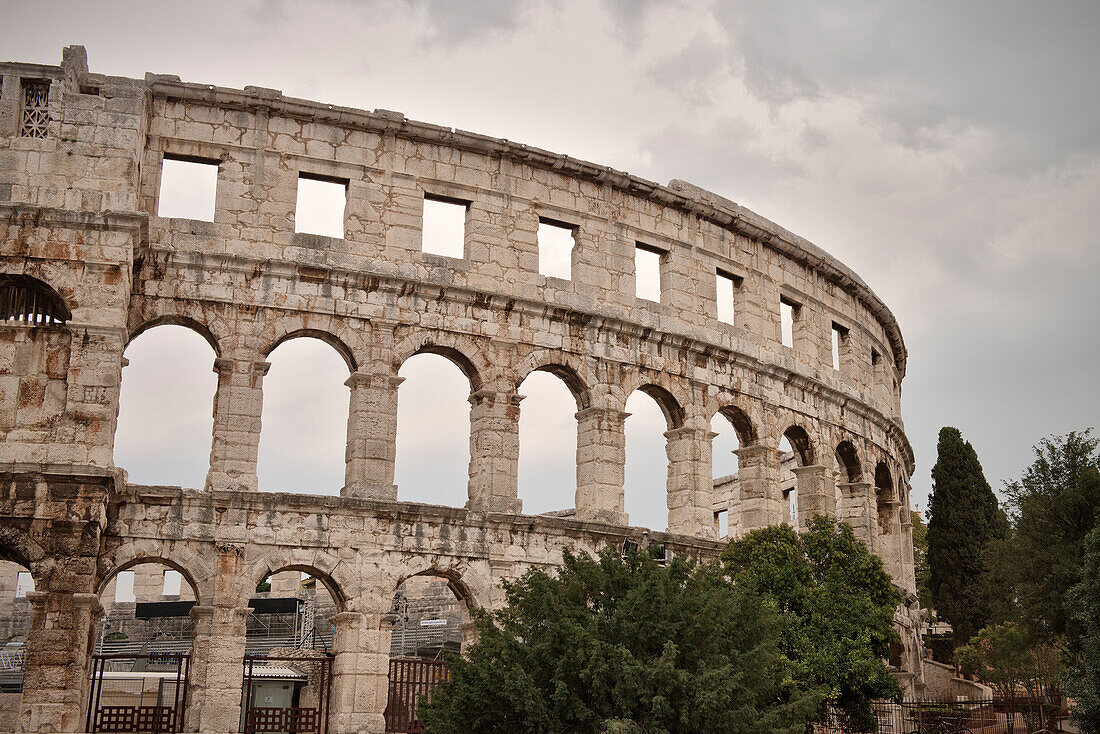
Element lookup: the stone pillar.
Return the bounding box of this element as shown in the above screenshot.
[900,514,917,594]
[206,357,269,492]
[664,427,717,538]
[467,389,523,513]
[575,406,629,526]
[876,499,903,580]
[19,591,100,733]
[793,464,833,529]
[733,444,782,531]
[343,371,403,500]
[331,611,390,734]
[187,604,252,734]
[837,481,875,547]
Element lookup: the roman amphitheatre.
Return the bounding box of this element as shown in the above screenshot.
[0,46,920,733]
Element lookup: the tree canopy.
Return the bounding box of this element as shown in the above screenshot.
[1001,430,1100,650]
[421,547,821,734]
[721,516,902,731]
[1065,525,1100,734]
[927,426,1004,644]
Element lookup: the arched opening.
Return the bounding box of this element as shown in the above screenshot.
[243,566,341,732]
[0,274,71,324]
[395,353,472,507]
[711,406,755,540]
[0,559,34,729]
[834,440,862,513]
[98,560,201,650]
[385,572,472,731]
[624,386,681,532]
[875,462,895,534]
[259,336,351,495]
[116,325,218,489]
[779,426,813,528]
[250,567,341,649]
[92,560,201,729]
[517,370,579,516]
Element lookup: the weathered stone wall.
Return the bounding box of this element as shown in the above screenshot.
[0,46,922,732]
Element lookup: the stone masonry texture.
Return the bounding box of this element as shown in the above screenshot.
[0,47,923,733]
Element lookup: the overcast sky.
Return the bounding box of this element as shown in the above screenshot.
[5,1,1098,525]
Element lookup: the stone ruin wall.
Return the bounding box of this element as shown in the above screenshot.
[0,47,921,733]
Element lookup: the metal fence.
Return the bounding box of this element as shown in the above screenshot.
[821,699,1068,734]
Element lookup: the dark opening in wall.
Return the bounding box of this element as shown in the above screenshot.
[0,275,70,324]
[421,196,467,258]
[295,173,347,239]
[19,79,50,139]
[158,155,220,221]
[537,219,575,279]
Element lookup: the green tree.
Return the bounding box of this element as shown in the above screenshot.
[1003,430,1100,651]
[957,622,1063,731]
[927,426,1003,645]
[910,510,932,606]
[420,548,821,734]
[1065,525,1100,734]
[722,516,901,731]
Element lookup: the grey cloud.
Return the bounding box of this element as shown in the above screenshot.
[646,34,728,106]
[710,1,1100,170]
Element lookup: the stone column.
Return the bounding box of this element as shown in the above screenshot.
[331,611,390,734]
[343,371,404,500]
[186,604,252,734]
[467,389,523,513]
[575,406,629,525]
[733,444,782,531]
[876,499,903,580]
[793,464,833,529]
[664,427,717,538]
[19,591,100,733]
[900,514,917,594]
[206,357,269,492]
[837,481,875,547]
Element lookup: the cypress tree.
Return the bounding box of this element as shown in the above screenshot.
[927,426,1002,645]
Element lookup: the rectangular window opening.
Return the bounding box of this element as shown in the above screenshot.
[715,509,729,539]
[635,243,664,302]
[716,270,739,325]
[19,79,50,139]
[831,323,848,371]
[162,569,182,597]
[780,298,799,348]
[295,173,347,238]
[871,348,881,366]
[422,196,467,258]
[114,570,136,603]
[537,219,575,280]
[157,155,220,221]
[14,572,33,598]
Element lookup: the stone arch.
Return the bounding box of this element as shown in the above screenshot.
[513,350,594,410]
[263,328,357,373]
[875,461,896,505]
[629,384,685,430]
[128,314,222,356]
[0,273,72,324]
[0,525,45,572]
[781,424,815,466]
[96,546,207,604]
[711,404,758,445]
[389,559,492,615]
[392,330,488,393]
[247,552,351,612]
[835,440,863,483]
